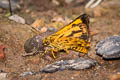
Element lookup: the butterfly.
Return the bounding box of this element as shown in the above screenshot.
[43,14,90,58]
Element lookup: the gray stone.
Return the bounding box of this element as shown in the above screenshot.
[42,58,96,73]
[0,0,20,10]
[20,71,35,76]
[9,15,25,24]
[96,36,120,59]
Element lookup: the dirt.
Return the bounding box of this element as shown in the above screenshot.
[0,0,120,80]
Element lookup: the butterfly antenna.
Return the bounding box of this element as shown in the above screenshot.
[8,0,13,15]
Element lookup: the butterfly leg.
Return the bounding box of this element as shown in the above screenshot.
[64,49,69,54]
[41,50,48,57]
[42,49,57,58]
[51,49,57,59]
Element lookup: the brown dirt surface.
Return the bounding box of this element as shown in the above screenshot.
[0,0,120,80]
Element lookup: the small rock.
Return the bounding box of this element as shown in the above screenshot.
[31,19,44,28]
[24,35,44,55]
[48,21,64,28]
[9,14,25,24]
[71,77,74,80]
[25,9,31,13]
[42,58,96,73]
[40,27,47,33]
[0,73,8,80]
[31,19,45,32]
[47,27,57,32]
[96,36,120,59]
[52,0,60,6]
[30,12,36,18]
[51,16,65,23]
[20,71,35,76]
[0,0,20,11]
[25,17,34,25]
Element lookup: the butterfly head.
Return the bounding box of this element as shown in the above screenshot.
[43,38,50,46]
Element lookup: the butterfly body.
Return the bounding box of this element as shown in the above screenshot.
[43,14,90,58]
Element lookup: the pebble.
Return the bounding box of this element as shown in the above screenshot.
[42,58,96,73]
[40,27,47,33]
[20,71,35,76]
[0,73,8,80]
[0,0,20,11]
[31,19,45,28]
[9,14,25,24]
[47,27,57,32]
[96,36,120,59]
[52,0,60,6]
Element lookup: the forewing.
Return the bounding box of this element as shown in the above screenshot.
[43,14,90,45]
[55,23,89,42]
[46,15,83,42]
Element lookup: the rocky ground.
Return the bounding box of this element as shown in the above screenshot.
[0,0,120,80]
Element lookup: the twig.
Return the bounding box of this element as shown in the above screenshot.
[8,0,13,15]
[91,0,102,8]
[85,0,95,8]
[85,0,102,8]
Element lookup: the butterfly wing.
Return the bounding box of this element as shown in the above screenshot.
[55,23,90,53]
[43,14,90,47]
[54,36,89,54]
[55,23,89,42]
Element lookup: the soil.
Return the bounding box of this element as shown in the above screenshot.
[0,0,120,80]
